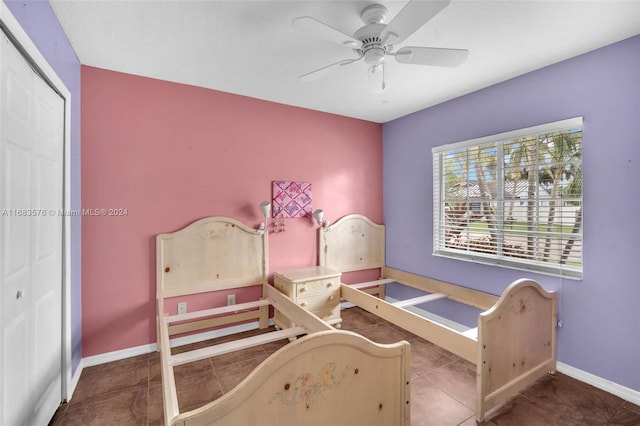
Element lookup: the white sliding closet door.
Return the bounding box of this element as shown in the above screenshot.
[0,29,64,425]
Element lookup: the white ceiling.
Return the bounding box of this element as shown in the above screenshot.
[50,0,640,123]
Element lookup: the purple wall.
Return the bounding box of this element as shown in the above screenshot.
[384,35,640,392]
[3,0,82,374]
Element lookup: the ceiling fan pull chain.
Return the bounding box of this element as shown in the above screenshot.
[382,63,386,91]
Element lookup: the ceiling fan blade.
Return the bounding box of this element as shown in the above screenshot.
[395,46,468,67]
[292,16,361,48]
[381,0,451,45]
[298,57,362,81]
[367,64,387,94]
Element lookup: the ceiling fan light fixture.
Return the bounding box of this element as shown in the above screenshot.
[364,47,386,65]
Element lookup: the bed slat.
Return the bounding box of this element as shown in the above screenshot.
[349,278,396,289]
[168,309,265,337]
[461,327,478,340]
[391,293,446,308]
[170,326,307,366]
[165,299,271,323]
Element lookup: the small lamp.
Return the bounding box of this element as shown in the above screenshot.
[257,201,271,233]
[259,201,271,218]
[312,208,330,229]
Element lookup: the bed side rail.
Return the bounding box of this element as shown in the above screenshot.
[158,300,180,425]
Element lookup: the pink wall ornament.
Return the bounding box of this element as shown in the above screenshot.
[272,181,312,219]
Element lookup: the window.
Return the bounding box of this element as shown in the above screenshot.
[432,117,583,279]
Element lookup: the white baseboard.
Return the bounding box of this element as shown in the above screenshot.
[82,341,156,368]
[66,361,84,401]
[81,320,268,368]
[556,362,640,406]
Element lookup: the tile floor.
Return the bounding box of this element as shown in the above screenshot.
[50,307,640,425]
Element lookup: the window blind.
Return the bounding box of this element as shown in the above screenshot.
[432,117,583,279]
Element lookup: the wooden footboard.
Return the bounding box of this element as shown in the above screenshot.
[476,278,557,421]
[170,330,411,426]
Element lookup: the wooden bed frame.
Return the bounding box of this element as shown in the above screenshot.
[156,216,411,425]
[319,214,558,422]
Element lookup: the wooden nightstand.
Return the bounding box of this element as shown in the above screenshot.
[273,266,342,329]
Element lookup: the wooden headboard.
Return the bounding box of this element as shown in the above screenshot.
[319,214,385,273]
[156,216,267,299]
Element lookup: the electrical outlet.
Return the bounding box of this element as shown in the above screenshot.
[178,302,187,315]
[227,294,236,305]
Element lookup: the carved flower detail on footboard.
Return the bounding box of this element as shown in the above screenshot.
[270,362,350,408]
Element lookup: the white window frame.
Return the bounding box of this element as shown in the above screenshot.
[432,117,583,279]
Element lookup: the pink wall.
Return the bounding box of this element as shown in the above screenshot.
[81,66,383,356]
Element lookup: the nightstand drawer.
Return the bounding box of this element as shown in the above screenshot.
[296,289,340,311]
[296,278,339,297]
[273,278,293,297]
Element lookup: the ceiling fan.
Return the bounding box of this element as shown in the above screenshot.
[292,0,468,92]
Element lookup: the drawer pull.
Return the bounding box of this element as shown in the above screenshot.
[328,295,334,301]
[300,301,308,307]
[326,282,333,288]
[299,287,306,293]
